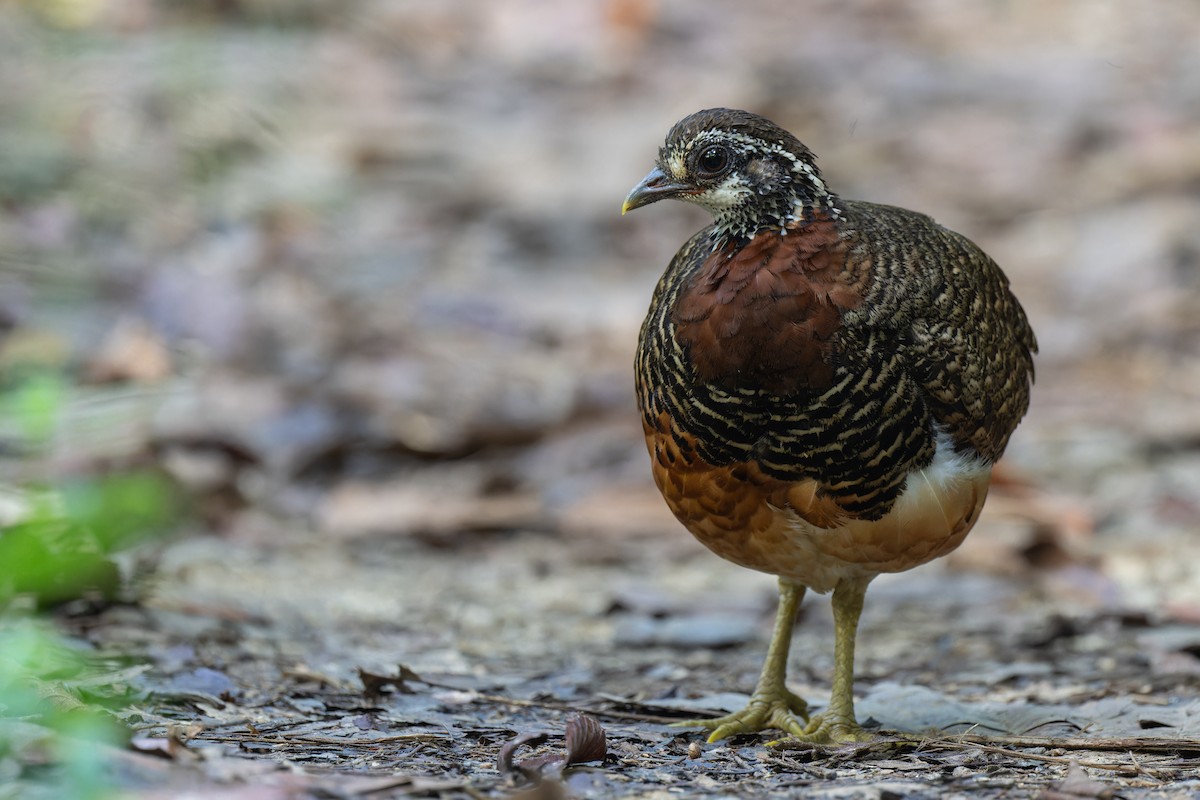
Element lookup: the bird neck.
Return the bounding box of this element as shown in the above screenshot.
[710,185,842,252]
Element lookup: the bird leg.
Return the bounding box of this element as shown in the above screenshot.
[793,576,873,743]
[674,578,810,742]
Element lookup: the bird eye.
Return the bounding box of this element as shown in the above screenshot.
[695,146,729,176]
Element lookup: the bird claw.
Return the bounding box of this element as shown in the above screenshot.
[778,711,873,745]
[672,687,810,742]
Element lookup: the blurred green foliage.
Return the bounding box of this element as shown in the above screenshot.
[0,619,127,800]
[1,371,178,607]
[1,370,181,796]
[1,371,65,447]
[0,471,176,608]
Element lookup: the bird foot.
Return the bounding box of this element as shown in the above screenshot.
[775,711,873,745]
[672,686,810,742]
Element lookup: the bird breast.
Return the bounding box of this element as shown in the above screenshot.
[671,215,868,395]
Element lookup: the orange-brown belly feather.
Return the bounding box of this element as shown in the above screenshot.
[646,414,990,593]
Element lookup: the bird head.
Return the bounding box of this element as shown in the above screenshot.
[622,108,838,246]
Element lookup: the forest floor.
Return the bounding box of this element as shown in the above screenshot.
[3,1,1200,797]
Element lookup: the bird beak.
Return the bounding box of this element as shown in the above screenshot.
[621,167,692,215]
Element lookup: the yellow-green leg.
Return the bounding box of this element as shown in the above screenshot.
[674,579,810,742]
[796,576,873,743]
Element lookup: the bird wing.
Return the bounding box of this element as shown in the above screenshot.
[841,200,1037,463]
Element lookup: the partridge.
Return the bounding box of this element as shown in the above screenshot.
[622,109,1036,743]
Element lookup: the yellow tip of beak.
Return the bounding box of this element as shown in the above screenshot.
[621,201,631,216]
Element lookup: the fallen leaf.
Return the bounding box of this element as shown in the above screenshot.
[498,714,608,781]
[358,663,434,701]
[563,714,607,765]
[498,731,550,776]
[85,316,172,384]
[129,735,177,760]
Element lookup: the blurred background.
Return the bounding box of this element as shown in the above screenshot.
[1,0,1200,791]
[3,0,1198,596]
